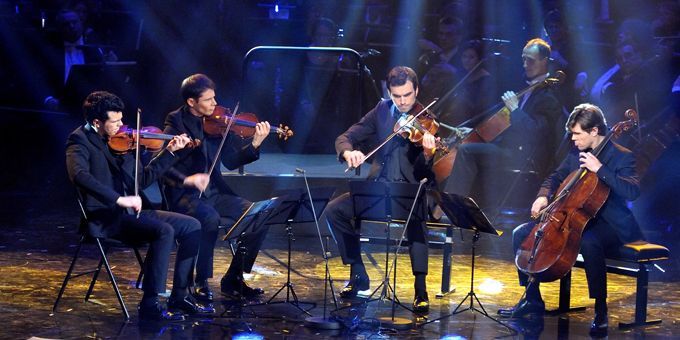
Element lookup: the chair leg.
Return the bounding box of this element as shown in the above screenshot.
[53,237,85,312]
[546,271,586,315]
[619,263,662,329]
[85,251,106,301]
[95,239,130,320]
[133,247,144,289]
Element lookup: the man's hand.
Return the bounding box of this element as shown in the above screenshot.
[530,196,549,219]
[501,91,519,112]
[183,173,210,192]
[579,152,602,173]
[343,150,366,169]
[116,195,142,213]
[422,132,437,160]
[166,134,192,152]
[251,121,271,148]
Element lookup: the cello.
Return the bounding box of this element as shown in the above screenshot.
[515,109,638,282]
[432,71,565,184]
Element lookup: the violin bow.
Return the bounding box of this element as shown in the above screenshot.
[200,102,239,199]
[344,98,439,173]
[343,59,487,174]
[134,108,141,218]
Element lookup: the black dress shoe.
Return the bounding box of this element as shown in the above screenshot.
[340,273,370,298]
[589,313,608,337]
[168,295,215,315]
[221,276,264,300]
[413,292,429,314]
[193,282,214,303]
[498,298,545,318]
[138,302,186,321]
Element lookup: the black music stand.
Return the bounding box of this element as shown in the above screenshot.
[422,192,515,335]
[252,187,335,316]
[343,181,428,329]
[220,198,284,322]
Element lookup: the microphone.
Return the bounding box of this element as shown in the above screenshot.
[295,167,305,174]
[419,178,428,184]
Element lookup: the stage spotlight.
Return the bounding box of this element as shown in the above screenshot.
[233,331,264,340]
[478,278,504,295]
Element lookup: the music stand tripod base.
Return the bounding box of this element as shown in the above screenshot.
[378,316,413,330]
[304,316,342,330]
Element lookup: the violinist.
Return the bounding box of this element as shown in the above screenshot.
[443,38,563,211]
[65,91,214,321]
[325,66,437,313]
[161,74,271,302]
[498,104,644,337]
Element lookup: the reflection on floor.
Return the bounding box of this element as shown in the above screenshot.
[1,216,678,339]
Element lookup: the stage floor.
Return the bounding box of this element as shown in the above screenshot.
[1,207,678,339]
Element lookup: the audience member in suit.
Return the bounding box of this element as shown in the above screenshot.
[41,8,117,111]
[65,91,213,321]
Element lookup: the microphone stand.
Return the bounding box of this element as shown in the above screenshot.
[297,168,342,330]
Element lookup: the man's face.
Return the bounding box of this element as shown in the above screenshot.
[522,45,548,80]
[616,44,643,75]
[461,48,480,71]
[57,11,83,43]
[570,123,599,151]
[389,80,418,114]
[437,23,461,51]
[95,111,123,137]
[187,89,217,117]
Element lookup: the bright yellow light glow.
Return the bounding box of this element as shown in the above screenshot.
[478,278,504,295]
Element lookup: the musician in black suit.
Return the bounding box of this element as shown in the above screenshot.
[498,103,644,337]
[325,66,437,313]
[65,91,213,321]
[443,38,564,210]
[40,9,117,111]
[161,74,272,302]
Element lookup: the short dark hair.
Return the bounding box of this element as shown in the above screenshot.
[180,74,215,101]
[439,16,464,31]
[387,66,418,91]
[566,103,607,135]
[543,9,564,28]
[524,38,552,59]
[462,39,485,59]
[82,91,124,123]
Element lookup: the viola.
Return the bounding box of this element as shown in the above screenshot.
[204,106,294,140]
[393,102,449,153]
[108,125,201,154]
[515,109,638,283]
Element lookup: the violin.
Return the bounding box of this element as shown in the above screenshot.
[204,106,294,140]
[394,102,449,153]
[108,125,201,154]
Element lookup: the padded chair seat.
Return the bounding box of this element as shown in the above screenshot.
[612,241,670,263]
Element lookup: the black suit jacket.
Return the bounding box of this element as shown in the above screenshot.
[162,105,259,208]
[65,124,177,238]
[494,85,564,173]
[537,142,644,243]
[335,99,434,183]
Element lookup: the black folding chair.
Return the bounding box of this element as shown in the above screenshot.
[52,197,146,320]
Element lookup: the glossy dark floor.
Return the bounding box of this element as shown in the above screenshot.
[1,201,678,340]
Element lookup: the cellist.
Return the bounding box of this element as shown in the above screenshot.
[442,38,563,210]
[498,104,644,337]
